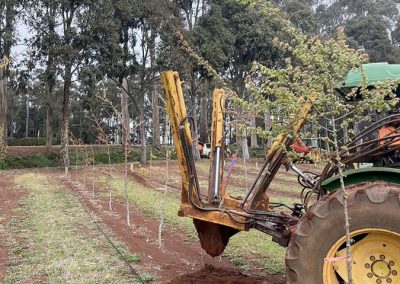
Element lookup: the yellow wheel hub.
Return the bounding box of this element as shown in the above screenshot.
[323,229,400,284]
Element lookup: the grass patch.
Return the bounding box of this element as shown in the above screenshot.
[0,152,60,169]
[269,195,298,205]
[274,173,300,183]
[5,173,147,283]
[107,176,196,237]
[118,248,141,263]
[224,231,286,274]
[107,174,286,275]
[269,181,301,193]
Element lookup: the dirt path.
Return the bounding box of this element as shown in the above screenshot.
[0,172,25,282]
[170,264,283,283]
[61,169,284,283]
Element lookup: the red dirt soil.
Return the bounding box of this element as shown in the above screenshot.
[57,168,284,283]
[170,264,283,284]
[0,173,25,282]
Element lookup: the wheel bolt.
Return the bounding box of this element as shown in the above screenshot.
[368,273,373,278]
[386,278,392,283]
[377,279,382,284]
[392,270,397,276]
[365,263,371,269]
[389,261,395,266]
[380,255,386,260]
[371,256,376,261]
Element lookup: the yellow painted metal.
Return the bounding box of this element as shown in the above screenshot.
[160,71,317,233]
[210,89,225,150]
[208,89,225,203]
[160,71,193,204]
[178,203,247,231]
[323,228,400,284]
[250,95,316,205]
[161,71,247,231]
[266,95,315,157]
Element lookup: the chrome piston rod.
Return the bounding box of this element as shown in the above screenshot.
[211,147,221,204]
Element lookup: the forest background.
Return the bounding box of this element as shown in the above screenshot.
[1,0,400,167]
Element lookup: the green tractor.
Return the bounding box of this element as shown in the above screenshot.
[288,62,400,283]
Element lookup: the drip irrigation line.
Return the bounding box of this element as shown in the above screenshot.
[65,176,145,284]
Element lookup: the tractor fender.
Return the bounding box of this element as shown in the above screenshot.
[321,167,400,192]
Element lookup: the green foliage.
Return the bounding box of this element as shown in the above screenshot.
[5,0,400,168]
[118,248,141,263]
[0,146,175,170]
[316,0,400,63]
[193,0,285,86]
[0,152,60,169]
[233,2,399,151]
[8,138,47,146]
[277,0,318,34]
[227,144,265,159]
[345,15,399,63]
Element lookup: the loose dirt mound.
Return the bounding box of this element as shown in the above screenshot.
[169,264,283,284]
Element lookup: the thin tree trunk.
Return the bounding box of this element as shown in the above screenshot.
[343,124,349,144]
[264,110,272,148]
[237,79,250,160]
[158,143,169,248]
[0,66,7,143]
[139,90,147,164]
[151,85,160,149]
[199,96,208,142]
[61,61,73,174]
[107,143,112,211]
[325,121,331,151]
[331,115,353,283]
[192,121,200,160]
[163,119,168,145]
[0,0,15,145]
[8,89,13,138]
[241,131,250,160]
[236,108,250,160]
[124,144,130,226]
[91,145,95,197]
[121,77,129,148]
[250,115,257,147]
[25,92,29,138]
[150,31,160,149]
[121,78,130,226]
[190,73,201,159]
[45,5,56,151]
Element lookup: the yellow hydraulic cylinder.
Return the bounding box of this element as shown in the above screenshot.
[208,89,225,204]
[160,71,193,204]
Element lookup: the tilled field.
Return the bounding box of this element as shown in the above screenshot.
[0,159,323,283]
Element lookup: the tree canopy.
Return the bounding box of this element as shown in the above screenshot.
[2,0,400,166]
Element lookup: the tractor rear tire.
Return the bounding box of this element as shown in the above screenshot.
[285,181,400,284]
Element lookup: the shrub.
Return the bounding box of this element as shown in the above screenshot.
[8,138,47,146]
